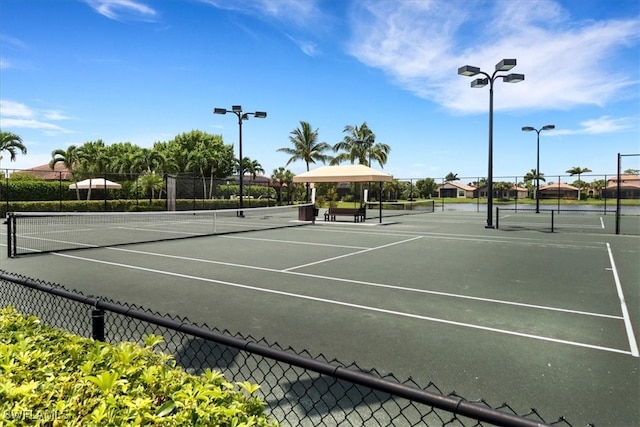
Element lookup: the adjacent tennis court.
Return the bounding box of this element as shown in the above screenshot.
[1,208,638,426]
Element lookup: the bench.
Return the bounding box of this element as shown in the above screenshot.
[324,207,365,222]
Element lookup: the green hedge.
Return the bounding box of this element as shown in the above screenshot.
[0,306,278,426]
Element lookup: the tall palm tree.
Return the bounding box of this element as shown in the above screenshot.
[0,131,27,166]
[246,159,264,182]
[50,145,81,200]
[566,166,592,199]
[331,122,391,169]
[77,140,108,200]
[278,121,331,171]
[278,121,331,201]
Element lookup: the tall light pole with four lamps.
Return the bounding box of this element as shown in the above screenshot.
[458,59,525,228]
[522,124,555,214]
[213,105,267,216]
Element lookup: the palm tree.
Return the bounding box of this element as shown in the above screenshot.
[331,122,390,168]
[566,166,592,199]
[0,131,27,166]
[246,159,264,182]
[50,145,81,200]
[444,172,459,182]
[278,121,331,171]
[278,121,331,201]
[523,168,545,199]
[77,140,109,200]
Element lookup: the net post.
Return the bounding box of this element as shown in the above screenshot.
[6,213,13,258]
[495,207,499,229]
[551,209,555,232]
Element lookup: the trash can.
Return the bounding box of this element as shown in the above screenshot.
[298,205,315,221]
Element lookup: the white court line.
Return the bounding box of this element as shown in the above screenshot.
[51,251,634,357]
[282,236,423,271]
[222,235,368,250]
[606,243,639,357]
[600,217,605,229]
[106,246,624,320]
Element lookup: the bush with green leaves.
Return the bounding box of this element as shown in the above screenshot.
[0,306,278,426]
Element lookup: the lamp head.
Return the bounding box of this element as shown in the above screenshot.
[504,73,525,83]
[496,59,516,71]
[213,108,227,115]
[471,78,488,88]
[522,126,535,132]
[254,111,267,118]
[542,125,555,131]
[458,65,481,77]
[232,105,242,112]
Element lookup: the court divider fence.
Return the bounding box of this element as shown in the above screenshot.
[0,271,577,426]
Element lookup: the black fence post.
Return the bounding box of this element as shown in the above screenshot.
[92,308,105,341]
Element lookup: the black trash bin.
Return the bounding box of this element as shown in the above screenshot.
[298,205,314,221]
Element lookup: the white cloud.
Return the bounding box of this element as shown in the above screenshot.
[346,0,640,114]
[0,100,72,135]
[553,116,635,135]
[85,0,158,22]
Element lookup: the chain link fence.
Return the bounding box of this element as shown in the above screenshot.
[0,271,578,426]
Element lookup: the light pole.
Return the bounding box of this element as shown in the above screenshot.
[213,105,267,216]
[458,59,524,228]
[522,125,555,213]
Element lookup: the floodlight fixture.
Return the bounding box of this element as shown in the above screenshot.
[254,111,267,118]
[504,73,525,83]
[232,105,242,112]
[213,108,227,115]
[458,65,481,76]
[471,78,488,88]
[522,126,535,132]
[542,125,555,131]
[496,58,516,71]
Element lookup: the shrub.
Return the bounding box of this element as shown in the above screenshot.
[0,306,278,426]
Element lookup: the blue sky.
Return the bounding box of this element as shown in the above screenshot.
[1,0,639,181]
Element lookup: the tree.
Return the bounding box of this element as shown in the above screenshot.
[50,145,82,200]
[624,169,639,175]
[76,140,109,200]
[523,168,545,185]
[246,159,264,182]
[0,130,27,165]
[566,166,592,199]
[444,172,459,182]
[278,121,331,201]
[331,122,390,168]
[278,121,331,171]
[415,178,437,198]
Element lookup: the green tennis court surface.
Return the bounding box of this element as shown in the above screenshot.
[2,210,638,426]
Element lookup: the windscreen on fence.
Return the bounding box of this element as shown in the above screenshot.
[6,203,313,257]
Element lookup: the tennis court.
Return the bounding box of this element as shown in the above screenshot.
[1,208,638,426]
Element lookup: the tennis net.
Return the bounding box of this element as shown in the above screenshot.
[6,203,313,257]
[364,200,435,219]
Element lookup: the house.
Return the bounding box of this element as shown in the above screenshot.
[538,182,580,200]
[18,163,72,181]
[438,181,476,198]
[474,184,528,199]
[601,174,640,199]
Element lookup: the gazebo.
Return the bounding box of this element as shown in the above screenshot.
[293,165,394,223]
